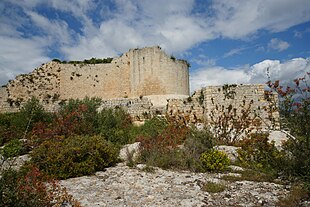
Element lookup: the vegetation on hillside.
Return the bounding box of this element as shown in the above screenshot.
[52,57,113,64]
[0,73,309,206]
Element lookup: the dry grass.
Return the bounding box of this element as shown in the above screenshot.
[201,181,226,193]
[276,184,309,207]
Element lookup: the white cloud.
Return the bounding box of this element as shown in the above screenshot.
[223,47,247,58]
[190,67,250,91]
[190,58,310,92]
[212,0,310,39]
[1,0,310,87]
[0,36,50,85]
[268,38,290,52]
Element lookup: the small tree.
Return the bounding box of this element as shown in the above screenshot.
[267,73,310,181]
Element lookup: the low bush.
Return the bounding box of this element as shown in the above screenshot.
[237,133,285,174]
[0,98,52,147]
[96,108,133,145]
[201,181,226,193]
[0,167,81,207]
[138,125,215,172]
[31,135,119,179]
[182,129,215,172]
[129,116,168,141]
[200,149,230,172]
[0,139,25,159]
[30,97,103,146]
[137,123,190,170]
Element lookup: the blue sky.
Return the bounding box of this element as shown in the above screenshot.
[0,0,309,92]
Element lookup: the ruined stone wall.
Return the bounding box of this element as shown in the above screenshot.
[167,90,204,125]
[166,84,280,130]
[0,86,18,113]
[97,97,166,122]
[59,61,130,100]
[203,84,280,130]
[1,46,189,110]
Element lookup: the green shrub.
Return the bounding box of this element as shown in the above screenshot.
[131,116,168,139]
[267,75,310,184]
[182,129,215,172]
[200,149,230,172]
[0,167,81,207]
[0,113,24,146]
[20,97,52,129]
[96,108,133,145]
[138,124,190,170]
[201,181,226,193]
[1,139,24,159]
[31,135,119,179]
[138,126,214,172]
[0,98,52,147]
[237,133,285,174]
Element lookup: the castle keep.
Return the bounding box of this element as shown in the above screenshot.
[0,46,279,130]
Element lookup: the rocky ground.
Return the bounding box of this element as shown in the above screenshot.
[61,163,291,207]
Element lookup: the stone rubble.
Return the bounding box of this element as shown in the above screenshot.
[0,154,30,173]
[61,163,290,207]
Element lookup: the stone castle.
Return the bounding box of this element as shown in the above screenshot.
[0,46,279,130]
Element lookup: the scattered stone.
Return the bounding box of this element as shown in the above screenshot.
[228,165,245,172]
[214,145,241,163]
[119,142,141,162]
[0,154,30,173]
[268,130,289,148]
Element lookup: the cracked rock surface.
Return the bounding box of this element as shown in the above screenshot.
[61,163,290,207]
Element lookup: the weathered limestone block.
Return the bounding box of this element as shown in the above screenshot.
[119,142,141,162]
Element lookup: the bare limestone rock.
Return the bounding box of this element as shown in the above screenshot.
[0,154,30,174]
[268,130,289,148]
[61,163,289,207]
[214,145,241,163]
[119,142,141,162]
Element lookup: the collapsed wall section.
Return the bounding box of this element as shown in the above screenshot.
[5,62,61,110]
[166,84,280,131]
[167,90,204,125]
[97,97,165,122]
[0,86,18,113]
[203,84,280,130]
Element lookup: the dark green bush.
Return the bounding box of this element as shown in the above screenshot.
[182,129,215,171]
[134,116,168,139]
[237,133,284,174]
[200,149,230,172]
[267,74,309,184]
[96,108,133,145]
[137,124,215,172]
[0,113,23,146]
[0,98,52,147]
[0,168,53,207]
[1,139,24,159]
[20,97,53,129]
[31,135,119,179]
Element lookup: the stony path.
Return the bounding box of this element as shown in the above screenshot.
[61,163,289,207]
